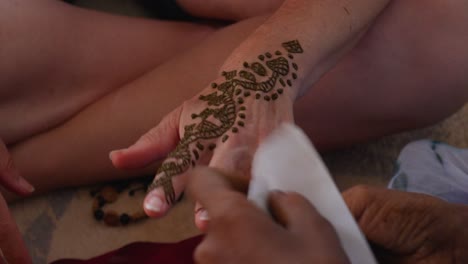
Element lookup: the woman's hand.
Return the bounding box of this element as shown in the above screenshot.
[0,192,32,264]
[111,0,390,229]
[0,138,34,196]
[111,40,304,229]
[343,186,468,263]
[188,167,349,264]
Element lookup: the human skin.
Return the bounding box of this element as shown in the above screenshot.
[188,167,349,264]
[0,0,213,197]
[3,0,468,204]
[343,186,468,263]
[0,0,213,144]
[188,168,468,264]
[111,0,468,230]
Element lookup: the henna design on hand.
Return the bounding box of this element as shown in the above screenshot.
[148,40,304,204]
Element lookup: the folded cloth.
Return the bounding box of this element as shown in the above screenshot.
[389,140,468,204]
[51,236,203,264]
[248,124,377,264]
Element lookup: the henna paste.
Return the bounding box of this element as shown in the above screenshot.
[148,40,304,204]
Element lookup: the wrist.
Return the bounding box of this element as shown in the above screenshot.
[220,39,308,102]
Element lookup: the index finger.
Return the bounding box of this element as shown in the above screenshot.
[0,139,34,196]
[187,166,249,215]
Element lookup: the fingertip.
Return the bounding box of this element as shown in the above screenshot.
[195,208,210,232]
[0,168,35,196]
[109,150,128,169]
[143,192,171,218]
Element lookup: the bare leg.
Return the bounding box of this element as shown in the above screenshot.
[0,0,213,143]
[6,0,468,201]
[176,0,284,20]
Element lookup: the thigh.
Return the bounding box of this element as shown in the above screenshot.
[0,0,213,143]
[295,0,468,149]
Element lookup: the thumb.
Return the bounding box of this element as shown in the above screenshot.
[268,191,334,236]
[0,139,34,196]
[110,107,182,169]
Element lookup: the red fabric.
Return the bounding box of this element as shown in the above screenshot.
[51,236,203,264]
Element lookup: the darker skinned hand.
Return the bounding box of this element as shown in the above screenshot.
[343,185,468,264]
[188,167,349,264]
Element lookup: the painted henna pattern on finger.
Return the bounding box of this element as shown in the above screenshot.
[148,40,304,204]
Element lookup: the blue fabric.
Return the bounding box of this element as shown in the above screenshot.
[389,140,468,204]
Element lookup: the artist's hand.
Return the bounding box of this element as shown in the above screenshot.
[0,193,32,264]
[0,138,34,196]
[188,167,349,264]
[343,186,468,264]
[111,40,304,229]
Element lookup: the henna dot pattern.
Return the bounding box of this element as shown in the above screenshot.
[148,40,304,204]
[279,79,286,87]
[196,142,204,150]
[251,62,267,77]
[240,70,256,82]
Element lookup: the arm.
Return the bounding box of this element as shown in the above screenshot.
[222,0,391,99]
[111,0,391,226]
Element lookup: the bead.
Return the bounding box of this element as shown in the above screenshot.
[97,195,106,207]
[131,211,148,221]
[92,199,100,210]
[103,211,120,226]
[120,213,131,225]
[94,209,104,220]
[101,186,118,203]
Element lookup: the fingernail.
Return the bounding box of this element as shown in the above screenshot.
[109,150,121,161]
[144,196,164,213]
[198,209,210,221]
[18,177,35,193]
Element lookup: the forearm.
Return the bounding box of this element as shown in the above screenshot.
[222,0,391,98]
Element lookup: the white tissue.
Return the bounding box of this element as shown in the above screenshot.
[248,124,376,264]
